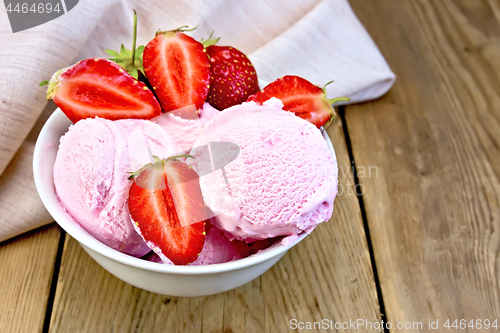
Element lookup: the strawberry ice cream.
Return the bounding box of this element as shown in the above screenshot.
[52,99,337,262]
[155,103,220,152]
[53,117,181,256]
[188,98,338,241]
[192,225,242,265]
[52,105,227,261]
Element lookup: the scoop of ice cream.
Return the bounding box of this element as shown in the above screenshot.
[188,98,338,241]
[53,117,180,256]
[192,223,243,265]
[199,102,221,126]
[155,103,221,152]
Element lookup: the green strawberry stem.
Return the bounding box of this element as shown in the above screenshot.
[322,80,335,90]
[46,67,67,100]
[322,80,350,105]
[166,154,195,161]
[200,31,220,48]
[156,25,199,36]
[327,97,350,104]
[131,9,137,68]
[105,10,144,79]
[175,25,199,32]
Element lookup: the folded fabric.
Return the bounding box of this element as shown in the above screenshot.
[0,0,395,242]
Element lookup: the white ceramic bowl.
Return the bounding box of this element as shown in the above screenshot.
[33,108,335,296]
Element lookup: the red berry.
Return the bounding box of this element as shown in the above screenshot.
[247,75,349,128]
[206,45,259,110]
[47,58,161,123]
[128,156,208,265]
[143,30,210,111]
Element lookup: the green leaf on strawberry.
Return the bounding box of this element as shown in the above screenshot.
[105,10,144,79]
[200,30,220,48]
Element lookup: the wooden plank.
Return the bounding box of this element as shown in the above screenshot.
[261,120,383,332]
[48,116,381,332]
[0,224,61,333]
[346,0,500,331]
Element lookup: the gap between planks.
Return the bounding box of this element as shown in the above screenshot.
[339,106,390,333]
[43,230,66,333]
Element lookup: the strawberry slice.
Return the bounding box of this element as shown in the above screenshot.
[128,155,207,265]
[143,27,210,112]
[46,58,162,123]
[246,75,349,128]
[200,33,260,110]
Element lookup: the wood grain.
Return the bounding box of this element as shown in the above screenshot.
[48,116,382,333]
[346,0,500,331]
[0,224,61,333]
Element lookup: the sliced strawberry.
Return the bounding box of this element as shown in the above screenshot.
[46,58,162,123]
[143,28,210,112]
[203,40,260,110]
[246,75,349,128]
[128,156,207,265]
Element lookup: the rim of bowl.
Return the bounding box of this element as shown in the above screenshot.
[33,108,336,275]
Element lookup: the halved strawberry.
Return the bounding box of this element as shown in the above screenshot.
[128,155,208,265]
[46,58,162,123]
[201,33,260,110]
[143,27,210,112]
[246,75,349,128]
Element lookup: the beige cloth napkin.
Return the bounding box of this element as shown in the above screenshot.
[0,0,395,242]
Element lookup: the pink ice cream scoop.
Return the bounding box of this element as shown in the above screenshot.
[188,98,338,241]
[192,223,243,265]
[155,103,220,152]
[53,117,180,257]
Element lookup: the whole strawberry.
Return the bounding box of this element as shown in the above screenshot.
[202,34,260,110]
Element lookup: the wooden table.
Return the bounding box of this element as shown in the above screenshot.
[2,1,500,332]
